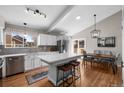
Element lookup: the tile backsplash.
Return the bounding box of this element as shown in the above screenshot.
[0,45,58,55]
[0,45,4,55]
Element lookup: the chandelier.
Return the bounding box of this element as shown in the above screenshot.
[90,14,101,38]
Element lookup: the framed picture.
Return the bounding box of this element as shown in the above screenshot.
[97,36,115,47]
[79,40,85,48]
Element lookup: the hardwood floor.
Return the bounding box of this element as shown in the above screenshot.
[0,62,122,87]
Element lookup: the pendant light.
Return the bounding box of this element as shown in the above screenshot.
[23,23,27,47]
[23,23,27,38]
[90,14,101,38]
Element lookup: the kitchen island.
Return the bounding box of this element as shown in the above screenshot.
[38,53,83,86]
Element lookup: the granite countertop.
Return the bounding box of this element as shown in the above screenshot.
[38,53,83,65]
[0,53,27,58]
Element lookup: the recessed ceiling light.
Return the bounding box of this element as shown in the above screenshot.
[76,16,81,20]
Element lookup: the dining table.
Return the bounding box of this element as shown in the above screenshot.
[83,53,116,74]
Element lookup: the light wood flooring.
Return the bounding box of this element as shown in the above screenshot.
[0,62,122,87]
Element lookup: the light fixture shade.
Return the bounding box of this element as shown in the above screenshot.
[90,29,100,38]
[90,14,101,38]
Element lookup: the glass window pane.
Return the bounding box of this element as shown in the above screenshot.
[5,30,37,48]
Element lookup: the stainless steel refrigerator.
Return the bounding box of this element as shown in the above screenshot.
[57,40,68,53]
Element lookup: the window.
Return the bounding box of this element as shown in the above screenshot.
[4,26,38,48]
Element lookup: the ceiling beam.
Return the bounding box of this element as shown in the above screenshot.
[46,5,75,33]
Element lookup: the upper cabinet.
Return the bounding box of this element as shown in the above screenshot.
[38,34,47,45]
[37,34,57,46]
[50,35,57,45]
[0,29,4,46]
[0,16,5,45]
[0,29,3,45]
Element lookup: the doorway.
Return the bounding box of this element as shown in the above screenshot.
[72,38,86,55]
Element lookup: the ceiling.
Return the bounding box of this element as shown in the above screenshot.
[0,5,122,36]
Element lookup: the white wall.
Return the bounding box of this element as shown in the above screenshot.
[122,8,124,86]
[0,15,5,45]
[0,15,5,29]
[72,11,122,56]
[122,9,124,64]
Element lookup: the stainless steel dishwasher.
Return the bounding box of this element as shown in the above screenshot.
[6,56,24,76]
[0,58,4,79]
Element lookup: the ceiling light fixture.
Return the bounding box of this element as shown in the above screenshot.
[76,16,81,20]
[25,7,47,18]
[25,8,29,13]
[90,14,101,38]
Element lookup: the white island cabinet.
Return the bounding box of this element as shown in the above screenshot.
[37,34,57,46]
[38,53,82,86]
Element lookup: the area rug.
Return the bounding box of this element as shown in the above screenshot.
[25,71,48,85]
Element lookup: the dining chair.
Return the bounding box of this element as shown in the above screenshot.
[103,50,113,55]
[94,50,101,55]
[100,55,115,74]
[93,50,102,67]
[83,54,93,66]
[92,57,101,67]
[114,53,121,74]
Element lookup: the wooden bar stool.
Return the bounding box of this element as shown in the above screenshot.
[57,63,73,87]
[70,60,81,81]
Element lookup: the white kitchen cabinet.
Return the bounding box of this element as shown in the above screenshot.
[47,35,56,45]
[0,16,5,45]
[37,35,40,46]
[37,34,56,46]
[24,54,34,71]
[51,35,57,45]
[38,34,48,45]
[0,29,3,45]
[47,35,52,45]
[34,55,42,68]
[0,30,1,44]
[25,53,47,71]
[25,52,60,71]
